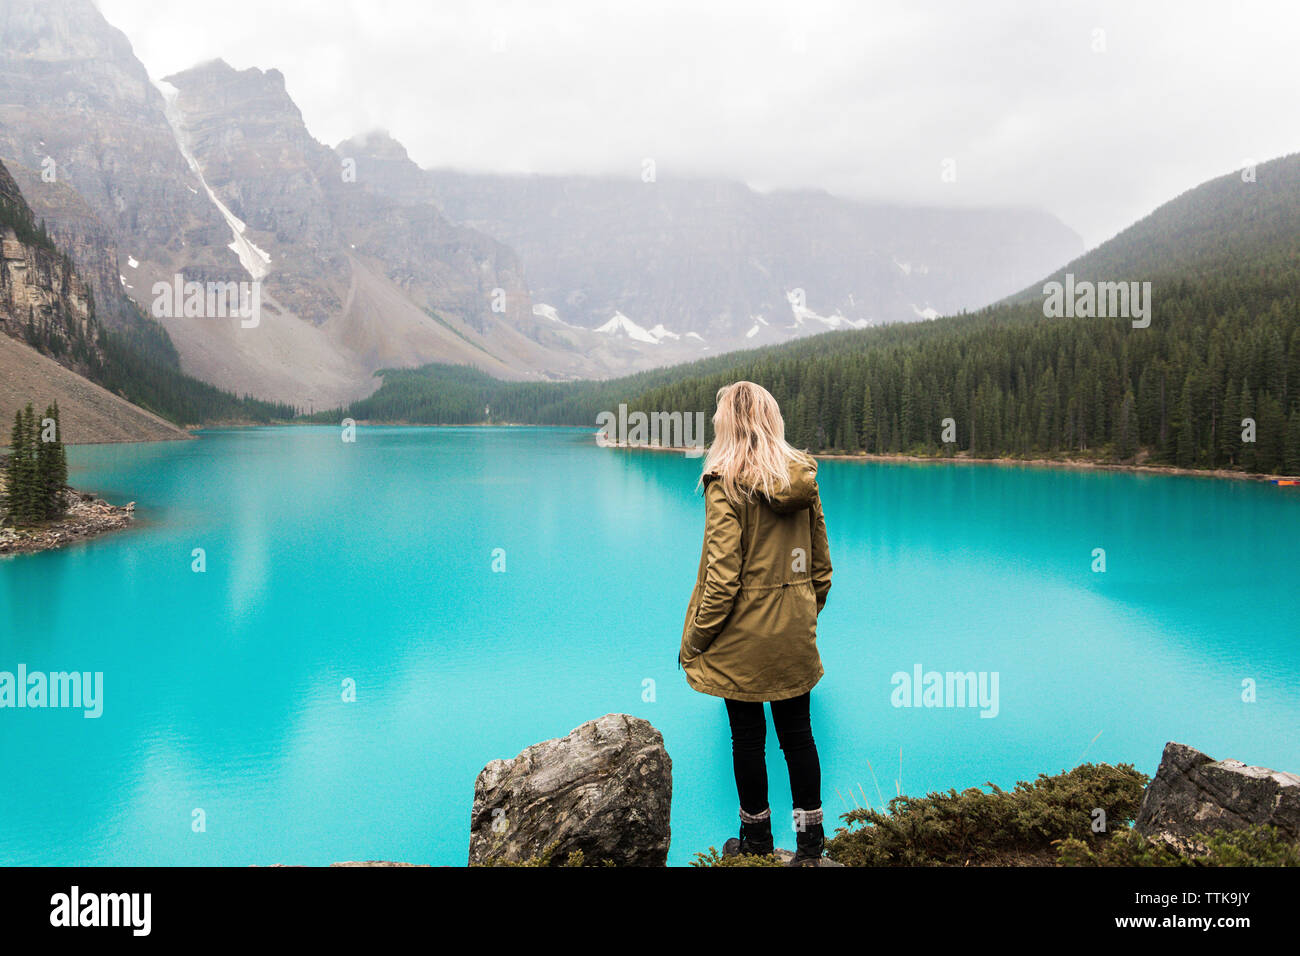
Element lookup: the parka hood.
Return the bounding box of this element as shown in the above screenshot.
[704,453,819,514]
[764,453,819,514]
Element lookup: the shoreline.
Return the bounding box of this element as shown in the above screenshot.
[599,438,1299,484]
[0,432,193,449]
[817,451,1300,484]
[60,422,1297,486]
[190,420,577,431]
[0,484,136,556]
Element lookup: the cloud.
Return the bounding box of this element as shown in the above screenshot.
[97,0,1300,246]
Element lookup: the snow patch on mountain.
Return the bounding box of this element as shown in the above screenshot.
[593,311,659,344]
[647,323,680,341]
[786,291,870,331]
[155,78,272,281]
[533,302,583,329]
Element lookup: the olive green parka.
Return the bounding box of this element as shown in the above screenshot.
[679,452,832,702]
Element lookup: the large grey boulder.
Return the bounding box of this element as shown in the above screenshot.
[468,714,672,867]
[1135,742,1300,848]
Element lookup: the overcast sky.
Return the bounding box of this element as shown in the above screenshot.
[97,0,1299,247]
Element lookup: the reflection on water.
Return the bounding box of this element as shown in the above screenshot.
[0,427,1296,865]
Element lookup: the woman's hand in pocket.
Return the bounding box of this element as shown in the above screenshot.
[678,638,705,669]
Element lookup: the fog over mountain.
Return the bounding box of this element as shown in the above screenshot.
[0,0,1099,405]
[419,163,1080,341]
[98,0,1300,248]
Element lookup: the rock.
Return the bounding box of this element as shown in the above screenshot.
[328,861,430,868]
[468,713,672,867]
[773,848,845,867]
[721,838,845,867]
[1134,742,1300,849]
[0,477,135,555]
[257,861,431,867]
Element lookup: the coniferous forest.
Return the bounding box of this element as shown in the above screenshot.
[328,154,1300,476]
[2,401,69,526]
[628,280,1300,472]
[332,281,1300,475]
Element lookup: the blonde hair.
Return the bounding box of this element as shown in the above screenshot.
[700,381,807,505]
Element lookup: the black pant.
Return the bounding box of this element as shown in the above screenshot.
[724,691,821,815]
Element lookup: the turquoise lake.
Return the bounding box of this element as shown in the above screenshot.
[1,425,1297,866]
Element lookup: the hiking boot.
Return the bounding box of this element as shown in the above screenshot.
[787,808,824,866]
[722,809,774,857]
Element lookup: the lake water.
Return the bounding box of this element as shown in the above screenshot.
[1,426,1297,866]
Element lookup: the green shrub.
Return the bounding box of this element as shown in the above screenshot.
[1059,825,1300,867]
[470,841,613,867]
[690,847,785,867]
[825,762,1148,866]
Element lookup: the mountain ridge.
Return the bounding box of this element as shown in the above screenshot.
[333,150,1300,476]
[336,130,1083,354]
[2,0,1090,412]
[1006,151,1300,302]
[407,155,1083,346]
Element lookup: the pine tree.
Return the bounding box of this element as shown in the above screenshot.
[5,404,40,526]
[3,409,25,524]
[3,402,69,525]
[1175,378,1196,467]
[861,382,874,453]
[37,402,67,520]
[1284,407,1300,475]
[899,365,915,451]
[1220,378,1240,465]
[1117,389,1138,461]
[52,402,68,494]
[1255,394,1285,473]
[36,406,54,519]
[1239,381,1257,472]
[19,403,41,523]
[837,389,856,451]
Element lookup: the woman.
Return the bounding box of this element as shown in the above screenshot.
[679,381,832,865]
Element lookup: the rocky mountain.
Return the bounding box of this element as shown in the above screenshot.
[0,0,238,328]
[3,163,143,331]
[0,0,618,406]
[388,154,1084,353]
[0,158,99,371]
[331,129,715,373]
[0,0,1085,408]
[0,158,187,444]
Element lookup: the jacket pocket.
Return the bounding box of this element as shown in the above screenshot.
[679,638,705,663]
